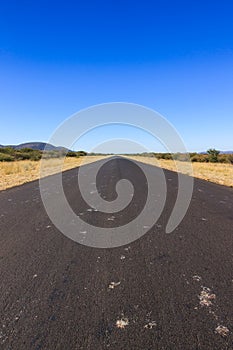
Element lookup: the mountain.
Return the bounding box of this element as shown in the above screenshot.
[0,142,69,151]
[220,151,233,154]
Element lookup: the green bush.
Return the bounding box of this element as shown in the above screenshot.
[0,152,14,161]
[19,147,35,152]
[0,147,88,162]
[154,153,172,160]
[76,150,87,157]
[67,151,78,157]
[15,152,31,160]
[0,147,15,155]
[218,155,229,163]
[207,148,220,163]
[189,152,198,158]
[30,153,42,161]
[13,149,41,160]
[190,155,199,162]
[191,154,208,162]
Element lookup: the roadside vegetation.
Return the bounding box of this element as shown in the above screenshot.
[126,151,233,187]
[0,147,106,191]
[125,149,233,164]
[0,147,87,162]
[0,147,232,189]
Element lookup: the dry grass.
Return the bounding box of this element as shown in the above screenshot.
[125,156,233,187]
[0,156,107,191]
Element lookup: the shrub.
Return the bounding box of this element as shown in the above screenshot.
[15,152,31,160]
[191,154,208,162]
[19,147,34,153]
[190,155,199,162]
[227,154,233,164]
[0,152,14,161]
[154,153,172,160]
[218,155,229,163]
[67,151,78,157]
[189,152,198,158]
[17,149,42,160]
[0,147,15,155]
[76,151,87,157]
[207,148,220,163]
[30,153,42,161]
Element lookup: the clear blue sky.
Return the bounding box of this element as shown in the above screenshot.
[0,0,233,152]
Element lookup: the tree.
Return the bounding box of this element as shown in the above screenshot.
[76,151,87,157]
[207,148,220,163]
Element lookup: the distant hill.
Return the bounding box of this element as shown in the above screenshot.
[220,151,233,154]
[0,142,69,151]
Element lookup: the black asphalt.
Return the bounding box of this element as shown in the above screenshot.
[0,157,233,349]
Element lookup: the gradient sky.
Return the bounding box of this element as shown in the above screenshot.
[0,0,233,152]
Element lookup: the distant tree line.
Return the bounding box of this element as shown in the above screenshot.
[130,149,233,164]
[0,147,87,162]
[0,147,232,164]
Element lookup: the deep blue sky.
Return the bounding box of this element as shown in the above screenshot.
[0,0,233,152]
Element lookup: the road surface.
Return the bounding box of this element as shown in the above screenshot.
[0,157,233,349]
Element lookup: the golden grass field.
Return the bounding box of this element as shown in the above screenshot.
[0,156,107,191]
[125,156,233,187]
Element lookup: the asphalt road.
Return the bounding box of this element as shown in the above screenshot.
[0,157,233,350]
